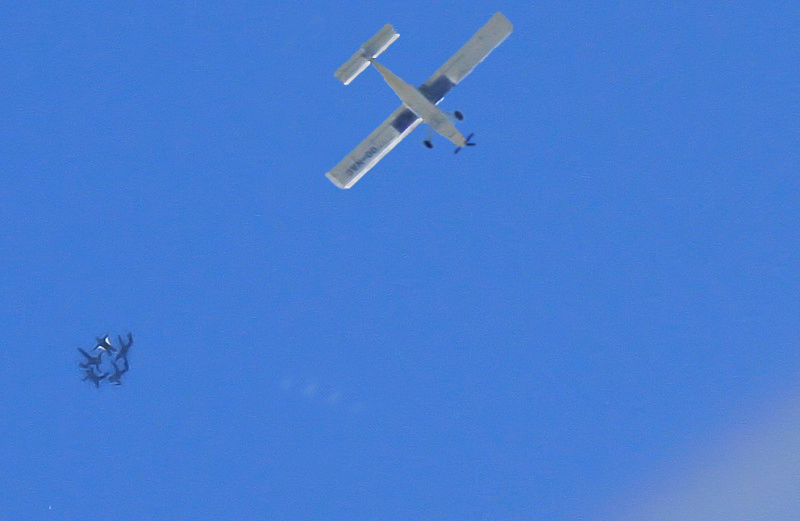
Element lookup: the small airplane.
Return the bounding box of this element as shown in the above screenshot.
[82,368,108,388]
[77,347,104,369]
[326,12,513,189]
[95,335,116,353]
[116,332,133,359]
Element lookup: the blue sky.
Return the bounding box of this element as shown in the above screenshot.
[1,2,798,520]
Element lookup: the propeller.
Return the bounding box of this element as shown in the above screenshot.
[454,133,476,154]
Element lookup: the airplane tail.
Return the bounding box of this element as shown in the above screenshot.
[334,24,399,85]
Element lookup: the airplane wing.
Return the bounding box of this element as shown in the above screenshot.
[325,12,513,189]
[420,12,513,95]
[326,105,423,189]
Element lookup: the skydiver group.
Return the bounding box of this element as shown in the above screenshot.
[78,333,133,387]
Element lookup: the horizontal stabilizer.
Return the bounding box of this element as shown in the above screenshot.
[335,24,399,85]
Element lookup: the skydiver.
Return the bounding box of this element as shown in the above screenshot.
[81,368,108,388]
[95,334,116,353]
[106,360,129,386]
[77,347,104,369]
[115,332,133,359]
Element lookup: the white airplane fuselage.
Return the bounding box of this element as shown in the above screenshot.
[368,58,467,147]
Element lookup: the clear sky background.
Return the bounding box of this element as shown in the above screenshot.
[1,2,798,520]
